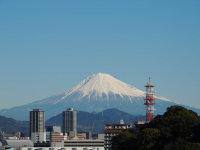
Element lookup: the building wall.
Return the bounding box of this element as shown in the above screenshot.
[46,126,62,142]
[30,109,46,143]
[104,123,132,150]
[21,147,104,150]
[62,108,77,137]
[31,132,46,143]
[50,132,67,143]
[30,109,45,133]
[77,133,86,140]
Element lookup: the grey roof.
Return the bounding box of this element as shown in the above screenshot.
[6,140,33,147]
[31,109,44,112]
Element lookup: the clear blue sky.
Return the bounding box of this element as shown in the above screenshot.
[0,0,200,109]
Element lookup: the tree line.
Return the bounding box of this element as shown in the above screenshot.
[112,105,200,150]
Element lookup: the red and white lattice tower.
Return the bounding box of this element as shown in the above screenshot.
[144,78,156,122]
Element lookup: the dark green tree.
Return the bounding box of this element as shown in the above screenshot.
[112,105,200,150]
[112,129,137,150]
[137,128,161,150]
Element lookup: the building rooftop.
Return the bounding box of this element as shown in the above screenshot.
[105,124,131,126]
[31,109,44,112]
[6,139,34,148]
[66,108,74,111]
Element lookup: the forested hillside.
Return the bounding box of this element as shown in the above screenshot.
[112,106,200,150]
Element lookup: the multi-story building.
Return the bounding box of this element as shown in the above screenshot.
[46,126,62,142]
[30,109,46,143]
[104,120,132,150]
[50,132,67,147]
[134,121,146,130]
[18,139,104,150]
[46,126,61,133]
[64,139,104,150]
[77,132,86,140]
[62,108,77,137]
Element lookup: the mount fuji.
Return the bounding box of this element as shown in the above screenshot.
[0,73,199,121]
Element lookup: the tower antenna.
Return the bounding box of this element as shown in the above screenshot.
[144,77,156,122]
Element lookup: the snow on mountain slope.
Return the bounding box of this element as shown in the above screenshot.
[66,73,144,97]
[0,73,178,120]
[56,73,146,103]
[64,73,145,98]
[35,73,172,105]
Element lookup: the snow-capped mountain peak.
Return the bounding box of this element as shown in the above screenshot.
[61,73,145,100]
[0,73,180,120]
[55,73,171,103]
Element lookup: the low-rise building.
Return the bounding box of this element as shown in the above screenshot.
[134,121,146,130]
[64,139,104,150]
[5,139,34,149]
[77,133,86,140]
[50,132,67,147]
[46,126,62,142]
[104,120,132,150]
[16,139,104,150]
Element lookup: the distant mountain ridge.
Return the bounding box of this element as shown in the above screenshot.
[0,115,29,135]
[46,108,145,133]
[0,108,145,135]
[0,73,199,120]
